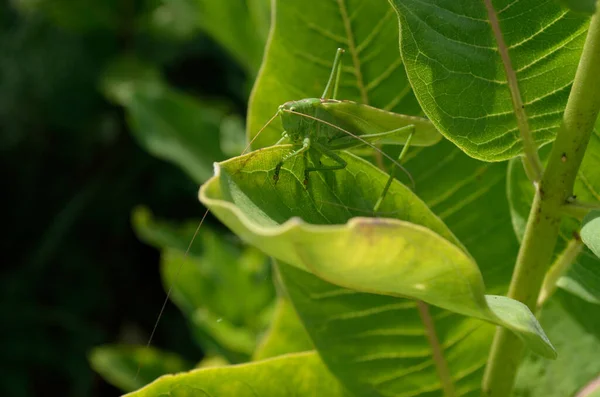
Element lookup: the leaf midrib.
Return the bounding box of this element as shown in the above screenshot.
[336,0,368,104]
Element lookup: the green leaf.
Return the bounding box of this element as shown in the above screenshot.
[101,57,228,183]
[507,133,600,304]
[582,210,600,259]
[193,0,270,74]
[123,352,353,397]
[89,345,191,393]
[247,0,421,149]
[391,0,589,161]
[320,100,441,146]
[199,146,555,358]
[279,263,495,397]
[514,290,600,397]
[253,297,313,361]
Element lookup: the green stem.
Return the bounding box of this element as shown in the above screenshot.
[482,8,600,397]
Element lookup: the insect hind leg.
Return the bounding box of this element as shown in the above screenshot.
[303,141,347,186]
[321,48,344,99]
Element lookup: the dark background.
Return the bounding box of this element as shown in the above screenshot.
[0,2,248,396]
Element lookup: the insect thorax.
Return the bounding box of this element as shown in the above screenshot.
[278,98,328,143]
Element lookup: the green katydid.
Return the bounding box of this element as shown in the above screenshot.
[258,48,441,206]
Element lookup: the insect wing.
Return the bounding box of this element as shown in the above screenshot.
[321,100,441,147]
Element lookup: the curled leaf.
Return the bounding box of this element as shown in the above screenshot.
[199,146,555,358]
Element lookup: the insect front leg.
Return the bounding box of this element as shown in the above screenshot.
[273,137,311,184]
[275,131,289,145]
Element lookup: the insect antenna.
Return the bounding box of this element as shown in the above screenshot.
[135,111,279,381]
[134,208,210,381]
[283,109,416,189]
[242,111,280,154]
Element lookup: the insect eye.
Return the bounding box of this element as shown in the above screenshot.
[290,107,296,112]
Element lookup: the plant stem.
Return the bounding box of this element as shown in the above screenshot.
[482,8,600,397]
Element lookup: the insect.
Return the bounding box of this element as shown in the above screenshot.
[263,48,440,199]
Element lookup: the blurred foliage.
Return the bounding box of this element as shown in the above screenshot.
[132,207,276,363]
[1,0,270,395]
[88,345,193,393]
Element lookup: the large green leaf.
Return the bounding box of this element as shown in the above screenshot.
[89,345,192,393]
[199,146,554,358]
[101,57,228,183]
[247,0,421,149]
[514,290,600,397]
[124,352,353,397]
[507,131,600,305]
[279,263,494,397]
[391,0,589,161]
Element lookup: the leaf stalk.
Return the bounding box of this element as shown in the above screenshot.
[561,200,600,219]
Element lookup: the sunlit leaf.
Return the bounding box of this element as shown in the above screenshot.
[391,0,589,161]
